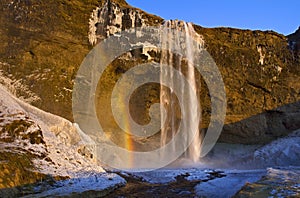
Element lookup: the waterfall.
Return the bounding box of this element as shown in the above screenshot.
[160,20,204,162]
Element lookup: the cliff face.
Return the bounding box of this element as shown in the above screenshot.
[0,0,161,121]
[288,26,300,59]
[0,0,300,145]
[88,0,144,45]
[195,26,300,143]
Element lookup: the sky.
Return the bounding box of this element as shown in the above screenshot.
[126,0,300,35]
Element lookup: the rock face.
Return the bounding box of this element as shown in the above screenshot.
[0,84,127,195]
[0,103,48,188]
[88,0,145,45]
[0,0,299,145]
[288,26,300,59]
[194,27,300,143]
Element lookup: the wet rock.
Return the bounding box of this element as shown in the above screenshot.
[234,168,300,198]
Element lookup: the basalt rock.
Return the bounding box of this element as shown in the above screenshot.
[0,0,299,145]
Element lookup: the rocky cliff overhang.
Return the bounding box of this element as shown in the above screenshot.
[0,0,299,144]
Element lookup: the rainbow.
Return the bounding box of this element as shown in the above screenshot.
[117,95,134,168]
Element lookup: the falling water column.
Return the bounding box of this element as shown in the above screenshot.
[160,20,204,162]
